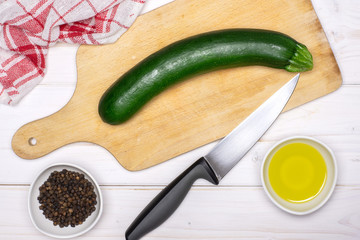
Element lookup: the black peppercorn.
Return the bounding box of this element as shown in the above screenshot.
[38,169,97,227]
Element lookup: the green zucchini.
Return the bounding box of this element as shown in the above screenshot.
[99,29,313,125]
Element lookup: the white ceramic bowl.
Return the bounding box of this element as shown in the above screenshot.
[261,136,337,215]
[28,163,103,238]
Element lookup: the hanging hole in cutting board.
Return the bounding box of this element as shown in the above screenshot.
[28,137,37,146]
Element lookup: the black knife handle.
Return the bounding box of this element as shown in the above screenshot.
[125,157,219,240]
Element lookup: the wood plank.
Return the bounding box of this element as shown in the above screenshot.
[2,87,360,186]
[0,1,359,239]
[312,0,360,85]
[11,0,341,171]
[0,186,359,239]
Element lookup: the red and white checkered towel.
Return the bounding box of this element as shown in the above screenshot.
[0,0,146,105]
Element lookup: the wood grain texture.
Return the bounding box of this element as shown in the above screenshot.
[1,186,359,239]
[1,0,360,239]
[2,87,360,186]
[11,0,341,171]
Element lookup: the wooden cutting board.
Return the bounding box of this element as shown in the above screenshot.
[12,0,341,171]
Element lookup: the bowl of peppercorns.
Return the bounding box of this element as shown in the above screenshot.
[28,163,103,238]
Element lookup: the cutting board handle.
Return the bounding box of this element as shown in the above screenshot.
[12,106,86,160]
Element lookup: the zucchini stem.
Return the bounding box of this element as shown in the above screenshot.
[285,43,313,72]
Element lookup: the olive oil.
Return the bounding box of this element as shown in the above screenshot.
[268,142,327,203]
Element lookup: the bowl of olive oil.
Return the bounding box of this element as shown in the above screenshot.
[261,136,337,215]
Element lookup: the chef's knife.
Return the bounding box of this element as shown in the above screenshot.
[126,74,300,240]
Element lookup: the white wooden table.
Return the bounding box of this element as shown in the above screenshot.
[1,0,360,239]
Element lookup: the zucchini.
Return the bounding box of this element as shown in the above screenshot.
[99,29,313,125]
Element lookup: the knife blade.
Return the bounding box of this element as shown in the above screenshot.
[126,73,300,240]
